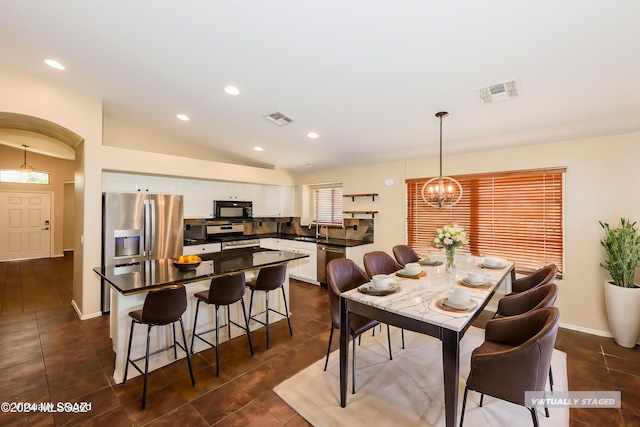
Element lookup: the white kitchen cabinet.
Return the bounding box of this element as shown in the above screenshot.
[260,238,281,250]
[213,181,252,201]
[279,240,317,284]
[255,185,295,217]
[178,179,215,218]
[183,243,221,256]
[103,172,178,194]
[250,185,265,217]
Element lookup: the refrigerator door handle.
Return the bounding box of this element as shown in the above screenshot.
[144,199,150,257]
[149,198,156,256]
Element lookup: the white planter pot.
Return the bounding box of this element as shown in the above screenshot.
[604,280,640,348]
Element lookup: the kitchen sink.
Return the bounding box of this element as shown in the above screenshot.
[293,236,318,242]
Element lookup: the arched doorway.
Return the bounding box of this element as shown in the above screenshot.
[0,112,83,259]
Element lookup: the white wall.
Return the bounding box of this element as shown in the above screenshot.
[294,133,640,335]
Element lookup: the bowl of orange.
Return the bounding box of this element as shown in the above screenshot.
[173,254,202,271]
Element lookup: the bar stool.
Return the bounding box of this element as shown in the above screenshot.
[122,285,195,409]
[247,263,292,349]
[190,272,254,376]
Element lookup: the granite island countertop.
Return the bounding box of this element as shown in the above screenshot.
[94,247,308,295]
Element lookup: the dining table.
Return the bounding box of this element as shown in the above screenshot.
[338,255,515,427]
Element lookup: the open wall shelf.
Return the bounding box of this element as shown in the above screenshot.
[343,193,378,202]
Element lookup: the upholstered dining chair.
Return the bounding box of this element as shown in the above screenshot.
[511,264,557,294]
[460,307,560,427]
[363,250,403,278]
[325,258,393,394]
[362,250,406,348]
[392,244,420,267]
[493,282,558,393]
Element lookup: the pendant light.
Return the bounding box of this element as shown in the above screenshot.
[421,112,463,208]
[19,145,34,176]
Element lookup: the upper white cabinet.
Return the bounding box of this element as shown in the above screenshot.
[178,179,215,218]
[253,185,295,217]
[213,182,252,201]
[103,172,179,194]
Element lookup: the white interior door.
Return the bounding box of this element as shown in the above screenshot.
[0,191,52,261]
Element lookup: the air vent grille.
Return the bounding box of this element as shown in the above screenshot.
[263,111,295,127]
[478,79,521,104]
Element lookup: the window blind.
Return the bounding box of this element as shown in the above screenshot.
[407,168,565,276]
[314,187,343,225]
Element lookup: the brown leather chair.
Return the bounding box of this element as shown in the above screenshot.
[495,283,558,319]
[493,282,558,394]
[363,250,406,348]
[123,285,195,409]
[460,307,560,427]
[363,251,403,278]
[325,258,393,394]
[392,244,420,267]
[511,264,557,293]
[190,272,254,376]
[247,263,292,349]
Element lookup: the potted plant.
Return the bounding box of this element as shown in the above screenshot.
[600,218,640,348]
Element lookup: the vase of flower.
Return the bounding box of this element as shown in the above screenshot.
[445,246,457,273]
[434,223,469,274]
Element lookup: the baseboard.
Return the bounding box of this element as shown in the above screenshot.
[558,321,613,338]
[71,300,103,320]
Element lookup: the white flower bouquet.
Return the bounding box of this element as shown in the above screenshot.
[433,223,468,250]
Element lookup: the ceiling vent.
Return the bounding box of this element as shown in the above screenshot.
[263,111,295,127]
[477,79,521,104]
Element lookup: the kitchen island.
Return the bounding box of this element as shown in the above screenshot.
[94,247,308,382]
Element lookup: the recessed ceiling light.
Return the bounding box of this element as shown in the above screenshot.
[44,59,65,70]
[305,163,315,167]
[176,114,190,121]
[254,146,264,152]
[307,132,319,139]
[224,85,240,96]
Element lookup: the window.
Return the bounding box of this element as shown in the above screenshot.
[407,168,565,276]
[0,170,50,184]
[314,186,343,225]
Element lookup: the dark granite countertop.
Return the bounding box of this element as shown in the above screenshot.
[94,247,308,295]
[182,233,371,248]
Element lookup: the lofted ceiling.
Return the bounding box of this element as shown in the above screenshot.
[0,1,638,172]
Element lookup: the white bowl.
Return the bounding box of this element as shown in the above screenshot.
[467,270,485,284]
[447,288,471,306]
[372,274,392,289]
[403,263,422,276]
[484,257,500,267]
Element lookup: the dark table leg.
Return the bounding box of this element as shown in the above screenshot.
[339,296,349,407]
[442,328,460,427]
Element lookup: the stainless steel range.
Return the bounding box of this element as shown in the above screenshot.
[206,224,260,250]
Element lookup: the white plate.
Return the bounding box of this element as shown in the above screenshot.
[462,278,489,286]
[371,283,396,290]
[443,298,477,310]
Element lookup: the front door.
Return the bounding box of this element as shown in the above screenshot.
[0,191,52,261]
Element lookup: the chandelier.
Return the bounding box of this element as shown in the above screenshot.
[421,112,463,208]
[19,145,34,176]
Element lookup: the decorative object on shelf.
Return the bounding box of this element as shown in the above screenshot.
[600,218,640,348]
[433,223,468,273]
[19,144,33,176]
[421,112,463,208]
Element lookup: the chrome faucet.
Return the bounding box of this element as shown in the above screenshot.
[320,225,329,241]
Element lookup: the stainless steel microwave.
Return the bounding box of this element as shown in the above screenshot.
[213,200,253,219]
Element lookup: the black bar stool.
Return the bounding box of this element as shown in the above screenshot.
[122,285,195,409]
[247,263,292,349]
[190,272,254,376]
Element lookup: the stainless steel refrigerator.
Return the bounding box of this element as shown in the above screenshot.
[101,192,184,313]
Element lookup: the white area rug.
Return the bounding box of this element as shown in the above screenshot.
[274,327,568,427]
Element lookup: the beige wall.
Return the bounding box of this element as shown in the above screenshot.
[0,63,296,318]
[0,144,74,257]
[63,182,75,250]
[294,133,640,336]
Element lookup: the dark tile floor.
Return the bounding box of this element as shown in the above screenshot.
[1,253,639,426]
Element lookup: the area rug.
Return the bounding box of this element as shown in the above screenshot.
[274,327,568,427]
